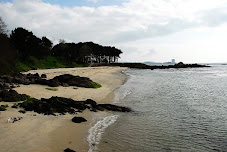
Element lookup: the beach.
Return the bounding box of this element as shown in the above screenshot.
[0,66,128,152]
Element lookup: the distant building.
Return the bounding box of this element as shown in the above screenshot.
[163,59,176,65]
[171,59,176,64]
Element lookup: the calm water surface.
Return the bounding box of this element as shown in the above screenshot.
[93,65,227,152]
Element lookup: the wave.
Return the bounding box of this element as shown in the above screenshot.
[87,115,119,152]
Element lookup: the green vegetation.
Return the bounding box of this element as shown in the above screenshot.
[45,87,58,91]
[91,82,102,88]
[14,56,86,73]
[0,104,9,111]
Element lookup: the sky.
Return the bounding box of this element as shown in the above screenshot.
[1,0,227,63]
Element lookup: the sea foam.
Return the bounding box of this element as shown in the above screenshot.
[87,115,119,152]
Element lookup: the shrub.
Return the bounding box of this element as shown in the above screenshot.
[45,87,58,91]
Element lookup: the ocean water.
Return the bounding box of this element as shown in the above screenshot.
[88,65,227,152]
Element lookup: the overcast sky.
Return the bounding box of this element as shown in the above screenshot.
[1,0,227,63]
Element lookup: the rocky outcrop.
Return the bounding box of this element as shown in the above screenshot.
[72,117,87,123]
[49,74,95,88]
[16,96,132,115]
[0,73,99,88]
[93,62,210,70]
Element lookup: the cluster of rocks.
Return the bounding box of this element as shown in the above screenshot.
[16,96,131,116]
[0,73,98,88]
[7,117,23,123]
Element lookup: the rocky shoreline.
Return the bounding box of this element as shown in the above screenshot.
[0,73,131,115]
[93,62,210,70]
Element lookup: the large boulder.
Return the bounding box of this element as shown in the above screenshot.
[50,74,94,88]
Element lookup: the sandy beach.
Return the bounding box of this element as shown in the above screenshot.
[0,66,128,152]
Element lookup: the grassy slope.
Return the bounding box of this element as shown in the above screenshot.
[14,56,87,73]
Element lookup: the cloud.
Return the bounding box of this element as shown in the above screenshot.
[1,0,227,62]
[1,0,227,44]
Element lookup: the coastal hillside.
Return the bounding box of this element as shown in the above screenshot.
[0,17,122,75]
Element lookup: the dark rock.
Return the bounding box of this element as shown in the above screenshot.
[19,96,88,115]
[47,79,60,87]
[41,74,47,78]
[0,89,27,102]
[1,73,100,89]
[84,99,97,107]
[64,148,76,152]
[96,104,132,112]
[72,117,87,123]
[50,74,94,88]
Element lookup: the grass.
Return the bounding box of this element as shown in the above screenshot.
[46,87,58,91]
[91,82,102,88]
[14,56,88,73]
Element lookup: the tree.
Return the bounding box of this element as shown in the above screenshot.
[10,27,52,59]
[0,16,8,35]
[10,27,33,59]
[79,44,92,63]
[42,37,53,48]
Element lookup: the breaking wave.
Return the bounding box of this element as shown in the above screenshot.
[87,115,119,152]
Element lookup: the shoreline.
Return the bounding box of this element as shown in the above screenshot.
[0,66,128,152]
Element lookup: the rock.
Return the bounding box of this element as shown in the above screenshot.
[72,117,87,123]
[1,73,100,89]
[84,99,97,107]
[41,74,47,78]
[0,89,27,102]
[96,104,132,112]
[64,148,76,152]
[50,74,94,88]
[47,79,60,87]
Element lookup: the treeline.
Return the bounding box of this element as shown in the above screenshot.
[0,17,122,75]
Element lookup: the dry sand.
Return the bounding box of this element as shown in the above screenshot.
[0,66,128,152]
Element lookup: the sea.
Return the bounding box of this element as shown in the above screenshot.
[87,64,227,152]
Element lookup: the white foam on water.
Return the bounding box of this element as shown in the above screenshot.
[87,115,119,152]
